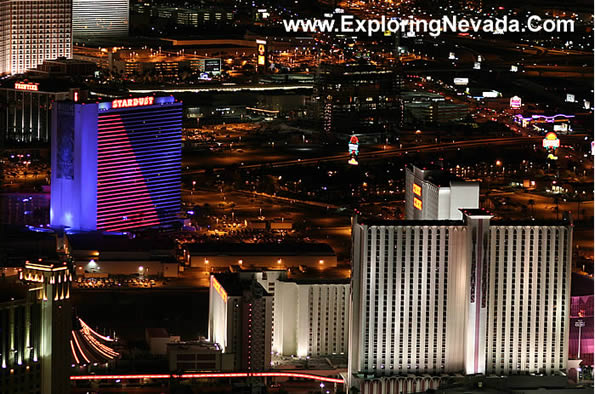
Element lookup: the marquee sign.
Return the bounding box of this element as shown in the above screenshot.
[509,96,522,109]
[112,96,155,109]
[15,82,39,91]
[542,132,560,150]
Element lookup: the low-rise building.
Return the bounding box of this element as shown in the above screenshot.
[67,232,179,278]
[186,242,336,271]
[167,340,231,372]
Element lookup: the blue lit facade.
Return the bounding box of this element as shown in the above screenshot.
[50,97,182,231]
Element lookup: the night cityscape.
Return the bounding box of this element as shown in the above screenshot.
[0,0,593,393]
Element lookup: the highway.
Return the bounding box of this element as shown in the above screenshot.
[184,135,587,174]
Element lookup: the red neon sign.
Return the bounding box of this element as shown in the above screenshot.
[413,197,422,210]
[112,96,154,109]
[15,82,39,91]
[70,372,344,384]
[412,184,422,197]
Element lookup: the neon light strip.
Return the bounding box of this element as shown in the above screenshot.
[81,331,117,359]
[81,330,118,359]
[70,340,80,365]
[70,372,344,384]
[79,320,117,346]
[72,332,91,364]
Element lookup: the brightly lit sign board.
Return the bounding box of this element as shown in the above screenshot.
[212,277,228,303]
[112,96,155,109]
[413,183,422,196]
[482,90,499,98]
[453,78,469,86]
[413,197,422,210]
[15,82,39,91]
[257,40,266,66]
[510,96,522,109]
[542,132,560,149]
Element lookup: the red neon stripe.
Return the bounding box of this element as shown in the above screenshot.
[96,113,161,231]
[69,372,344,384]
[70,340,80,365]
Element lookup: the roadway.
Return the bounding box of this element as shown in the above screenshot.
[184,135,586,174]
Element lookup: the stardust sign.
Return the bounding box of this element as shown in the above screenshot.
[542,132,560,149]
[112,96,155,109]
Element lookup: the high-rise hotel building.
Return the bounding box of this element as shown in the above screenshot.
[72,0,128,39]
[50,96,182,231]
[349,211,572,392]
[0,0,72,75]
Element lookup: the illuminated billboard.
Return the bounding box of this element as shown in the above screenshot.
[348,135,359,165]
[204,59,221,73]
[15,82,39,91]
[453,78,469,86]
[112,96,154,109]
[510,96,522,109]
[542,132,560,149]
[256,39,267,67]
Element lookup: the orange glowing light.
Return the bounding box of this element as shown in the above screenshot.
[413,184,422,196]
[413,197,422,210]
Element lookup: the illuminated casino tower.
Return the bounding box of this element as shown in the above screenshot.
[50,96,182,231]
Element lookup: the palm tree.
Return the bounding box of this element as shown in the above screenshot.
[528,199,535,218]
[553,196,560,220]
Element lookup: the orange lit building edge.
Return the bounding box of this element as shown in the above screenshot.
[212,276,228,303]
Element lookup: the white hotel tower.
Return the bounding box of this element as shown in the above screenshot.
[72,0,128,39]
[348,211,572,393]
[0,0,72,75]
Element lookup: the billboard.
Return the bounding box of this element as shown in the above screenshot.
[257,39,267,67]
[204,59,221,73]
[510,96,522,109]
[454,77,469,86]
[542,132,560,149]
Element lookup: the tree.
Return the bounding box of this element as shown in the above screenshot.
[528,199,535,217]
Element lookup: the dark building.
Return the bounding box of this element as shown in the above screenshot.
[0,77,87,144]
[312,62,402,139]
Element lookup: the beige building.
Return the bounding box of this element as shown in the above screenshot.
[0,0,72,75]
[349,211,572,392]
